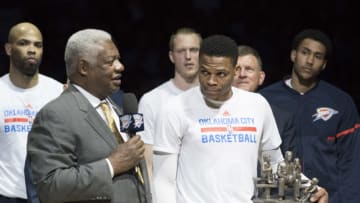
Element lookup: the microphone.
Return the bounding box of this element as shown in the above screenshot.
[120,93,152,202]
[119,93,144,135]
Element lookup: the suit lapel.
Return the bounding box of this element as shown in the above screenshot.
[68,85,118,149]
[85,112,118,148]
[108,97,123,117]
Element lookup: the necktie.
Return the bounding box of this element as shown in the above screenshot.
[99,102,144,184]
[99,102,124,143]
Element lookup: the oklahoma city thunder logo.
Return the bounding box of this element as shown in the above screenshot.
[133,114,144,128]
[120,115,131,129]
[312,107,338,122]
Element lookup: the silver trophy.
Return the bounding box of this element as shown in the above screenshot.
[253,151,319,203]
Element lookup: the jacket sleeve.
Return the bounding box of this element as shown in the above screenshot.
[336,96,360,203]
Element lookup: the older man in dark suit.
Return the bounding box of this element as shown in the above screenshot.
[27,29,150,203]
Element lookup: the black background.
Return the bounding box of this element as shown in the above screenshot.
[1,0,359,110]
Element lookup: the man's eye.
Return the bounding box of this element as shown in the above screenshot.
[190,48,199,53]
[18,41,27,46]
[218,72,227,77]
[201,70,209,76]
[106,60,114,64]
[35,43,43,48]
[315,54,324,60]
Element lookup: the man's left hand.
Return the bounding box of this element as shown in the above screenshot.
[310,186,328,203]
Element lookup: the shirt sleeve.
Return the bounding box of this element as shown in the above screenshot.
[105,158,114,177]
[153,153,178,203]
[260,96,282,151]
[138,95,155,145]
[153,98,182,154]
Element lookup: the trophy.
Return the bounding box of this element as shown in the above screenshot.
[253,151,319,203]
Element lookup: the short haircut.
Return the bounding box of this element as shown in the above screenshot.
[169,27,202,51]
[64,29,112,76]
[291,29,333,59]
[237,45,263,70]
[199,35,238,66]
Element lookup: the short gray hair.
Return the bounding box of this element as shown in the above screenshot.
[64,29,112,76]
[237,45,263,70]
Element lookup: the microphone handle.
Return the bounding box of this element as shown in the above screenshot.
[128,131,136,138]
[139,158,152,203]
[128,132,152,203]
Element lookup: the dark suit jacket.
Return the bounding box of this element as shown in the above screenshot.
[27,85,148,203]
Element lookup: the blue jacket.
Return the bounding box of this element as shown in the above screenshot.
[270,104,297,156]
[260,79,360,203]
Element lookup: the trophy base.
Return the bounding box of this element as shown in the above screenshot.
[253,197,308,203]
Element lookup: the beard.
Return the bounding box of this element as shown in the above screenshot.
[12,57,41,77]
[22,63,38,76]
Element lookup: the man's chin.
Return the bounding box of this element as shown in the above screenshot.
[111,86,121,94]
[22,64,38,77]
[23,69,37,77]
[239,85,253,92]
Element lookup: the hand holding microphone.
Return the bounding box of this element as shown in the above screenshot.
[108,93,145,175]
[108,135,144,174]
[120,93,152,202]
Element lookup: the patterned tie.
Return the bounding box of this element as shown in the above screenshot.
[99,102,144,184]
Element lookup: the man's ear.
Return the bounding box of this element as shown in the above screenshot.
[79,59,89,76]
[290,49,296,63]
[259,71,265,86]
[321,61,327,71]
[4,43,11,56]
[169,51,175,64]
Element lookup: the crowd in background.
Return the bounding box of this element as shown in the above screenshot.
[1,0,359,109]
[1,1,360,203]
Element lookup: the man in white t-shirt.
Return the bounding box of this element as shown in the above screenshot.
[0,22,63,203]
[138,27,202,179]
[153,35,328,203]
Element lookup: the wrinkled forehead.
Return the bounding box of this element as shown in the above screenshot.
[237,54,261,69]
[96,40,119,57]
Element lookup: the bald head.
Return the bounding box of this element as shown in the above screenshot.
[8,22,42,43]
[5,22,44,83]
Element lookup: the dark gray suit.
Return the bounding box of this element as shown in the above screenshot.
[27,85,147,203]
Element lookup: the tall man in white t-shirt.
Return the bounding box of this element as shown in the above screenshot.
[153,35,328,203]
[0,22,63,203]
[138,27,202,179]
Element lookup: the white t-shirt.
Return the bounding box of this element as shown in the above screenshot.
[0,73,63,198]
[154,87,282,203]
[138,80,183,144]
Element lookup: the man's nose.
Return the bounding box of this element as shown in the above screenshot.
[238,68,247,77]
[114,59,125,72]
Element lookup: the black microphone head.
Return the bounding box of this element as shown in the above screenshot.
[120,93,144,134]
[122,92,138,114]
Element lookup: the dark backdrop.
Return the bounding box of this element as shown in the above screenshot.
[1,0,359,110]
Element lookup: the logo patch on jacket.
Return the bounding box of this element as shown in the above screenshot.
[312,107,338,122]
